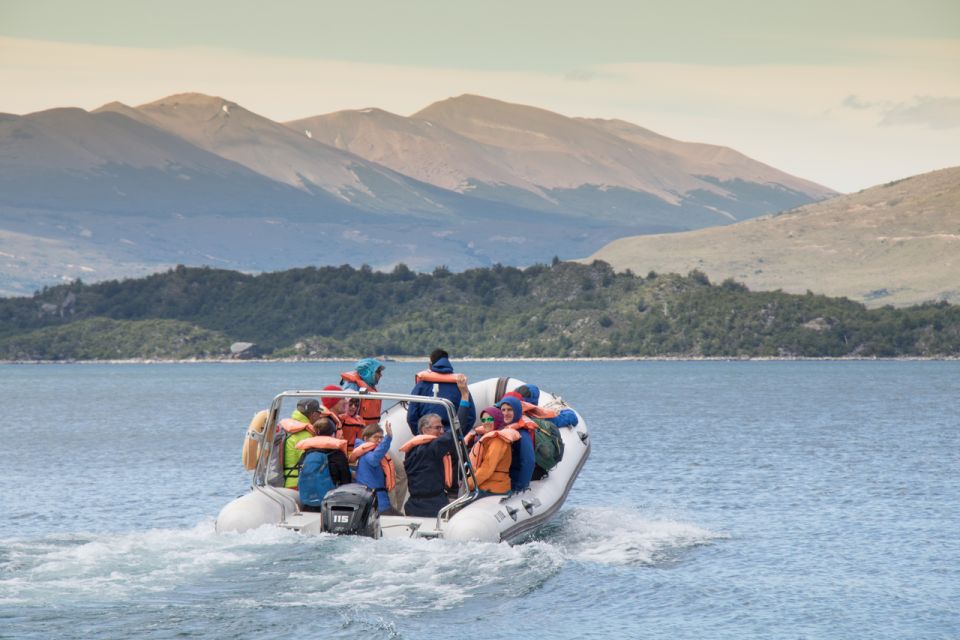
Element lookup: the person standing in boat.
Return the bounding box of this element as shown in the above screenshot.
[340,358,385,426]
[406,349,476,435]
[350,421,400,515]
[465,406,520,496]
[402,375,473,517]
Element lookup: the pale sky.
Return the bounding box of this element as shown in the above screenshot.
[1,0,958,192]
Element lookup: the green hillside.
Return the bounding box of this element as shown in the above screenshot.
[1,262,958,360]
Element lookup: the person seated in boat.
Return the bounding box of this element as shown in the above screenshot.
[350,421,401,515]
[318,384,364,455]
[406,349,475,435]
[513,384,579,427]
[465,406,520,496]
[293,417,352,510]
[401,375,473,517]
[508,386,570,481]
[496,395,537,493]
[340,357,385,426]
[337,397,366,455]
[281,398,339,489]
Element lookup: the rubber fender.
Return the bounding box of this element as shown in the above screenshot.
[241,409,269,470]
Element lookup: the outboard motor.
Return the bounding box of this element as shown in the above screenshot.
[321,483,381,538]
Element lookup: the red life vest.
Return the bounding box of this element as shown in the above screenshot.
[340,371,382,425]
[414,370,462,385]
[337,412,366,454]
[400,435,454,489]
[349,441,396,491]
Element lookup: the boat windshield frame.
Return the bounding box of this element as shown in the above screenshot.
[252,389,479,521]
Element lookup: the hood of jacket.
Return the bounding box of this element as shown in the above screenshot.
[496,396,523,425]
[354,358,384,387]
[524,384,541,405]
[429,357,454,375]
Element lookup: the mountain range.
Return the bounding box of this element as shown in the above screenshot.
[589,166,960,307]
[0,92,834,296]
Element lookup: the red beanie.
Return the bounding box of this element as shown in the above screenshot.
[503,391,524,401]
[321,384,342,410]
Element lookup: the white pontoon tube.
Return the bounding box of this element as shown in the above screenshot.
[216,377,590,542]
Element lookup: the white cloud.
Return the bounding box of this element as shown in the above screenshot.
[880,96,960,130]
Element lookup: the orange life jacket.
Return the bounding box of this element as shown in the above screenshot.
[521,401,558,420]
[339,371,382,425]
[279,417,310,434]
[337,412,366,453]
[414,370,462,385]
[501,418,536,454]
[504,417,538,433]
[349,441,396,491]
[400,435,454,489]
[468,428,521,470]
[283,408,341,431]
[294,435,348,455]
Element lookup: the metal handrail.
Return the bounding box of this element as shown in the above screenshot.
[251,388,480,513]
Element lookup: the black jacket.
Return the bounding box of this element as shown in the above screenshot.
[403,404,468,517]
[325,449,352,487]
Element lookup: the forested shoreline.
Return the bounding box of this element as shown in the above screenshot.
[1,261,958,360]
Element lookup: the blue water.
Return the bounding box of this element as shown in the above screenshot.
[1,360,957,639]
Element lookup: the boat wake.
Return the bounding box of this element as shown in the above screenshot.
[531,506,727,566]
[0,508,724,612]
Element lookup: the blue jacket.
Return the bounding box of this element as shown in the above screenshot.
[498,396,535,492]
[406,357,475,434]
[353,434,393,512]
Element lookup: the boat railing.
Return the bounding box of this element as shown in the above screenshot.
[252,389,480,515]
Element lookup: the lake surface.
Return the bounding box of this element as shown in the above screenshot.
[1,360,957,639]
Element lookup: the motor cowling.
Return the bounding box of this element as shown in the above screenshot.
[321,483,381,538]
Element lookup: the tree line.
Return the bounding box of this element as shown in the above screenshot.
[0,261,957,359]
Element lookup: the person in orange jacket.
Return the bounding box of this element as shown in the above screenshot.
[465,406,520,496]
[319,384,368,455]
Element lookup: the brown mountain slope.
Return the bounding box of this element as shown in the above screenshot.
[413,94,834,201]
[578,117,834,199]
[286,107,525,193]
[107,93,450,214]
[587,167,960,307]
[287,94,835,224]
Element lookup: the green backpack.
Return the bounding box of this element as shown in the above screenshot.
[531,417,565,471]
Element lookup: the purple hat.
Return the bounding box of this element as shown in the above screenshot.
[479,406,505,430]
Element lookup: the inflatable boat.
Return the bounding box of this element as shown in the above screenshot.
[216,377,590,542]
